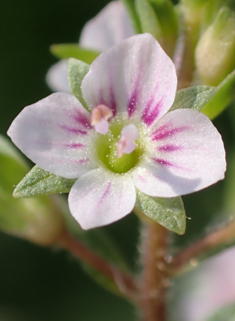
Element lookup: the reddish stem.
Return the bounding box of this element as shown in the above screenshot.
[140,222,169,321]
[58,230,138,299]
[171,220,235,275]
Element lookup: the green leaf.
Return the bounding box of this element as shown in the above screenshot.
[169,85,217,112]
[135,0,162,39]
[201,69,235,119]
[121,0,142,33]
[50,44,100,64]
[134,190,186,235]
[206,303,235,321]
[13,165,76,198]
[68,58,89,108]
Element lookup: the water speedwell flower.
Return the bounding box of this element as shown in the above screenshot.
[8,34,226,230]
[46,1,134,92]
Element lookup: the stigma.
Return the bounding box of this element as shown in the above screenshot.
[117,124,139,158]
[91,104,113,134]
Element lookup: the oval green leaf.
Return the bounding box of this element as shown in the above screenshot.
[13,165,76,198]
[68,58,90,108]
[170,85,217,112]
[134,190,186,235]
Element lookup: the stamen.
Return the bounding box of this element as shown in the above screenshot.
[91,104,113,134]
[117,124,139,158]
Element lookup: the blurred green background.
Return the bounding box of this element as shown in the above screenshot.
[1,0,235,320]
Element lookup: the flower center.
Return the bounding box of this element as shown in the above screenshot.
[95,121,143,174]
[91,104,113,134]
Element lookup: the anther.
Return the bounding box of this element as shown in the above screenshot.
[91,104,113,134]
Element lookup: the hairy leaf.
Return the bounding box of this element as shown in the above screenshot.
[68,58,89,108]
[135,190,186,235]
[13,165,76,198]
[170,85,217,112]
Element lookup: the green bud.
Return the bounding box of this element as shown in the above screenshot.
[196,7,235,86]
[0,136,65,246]
[181,0,210,10]
[202,0,235,31]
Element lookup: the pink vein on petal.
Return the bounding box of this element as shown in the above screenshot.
[98,182,112,205]
[66,143,84,149]
[128,86,139,117]
[60,125,87,135]
[109,80,117,116]
[71,158,90,164]
[127,74,142,117]
[138,175,147,182]
[142,98,163,126]
[73,111,92,129]
[36,140,84,149]
[99,88,106,105]
[157,145,182,152]
[49,156,90,165]
[151,124,189,141]
[152,158,175,167]
[97,87,115,116]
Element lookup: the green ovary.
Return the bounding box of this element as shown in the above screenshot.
[95,125,143,174]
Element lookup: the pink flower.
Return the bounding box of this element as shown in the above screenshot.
[46,1,134,92]
[8,34,226,230]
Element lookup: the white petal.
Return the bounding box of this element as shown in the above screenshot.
[133,109,226,197]
[79,1,134,52]
[46,60,70,93]
[68,169,136,229]
[82,34,177,126]
[8,93,97,179]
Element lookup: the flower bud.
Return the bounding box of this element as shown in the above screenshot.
[202,0,235,31]
[0,136,65,246]
[196,7,235,86]
[181,0,209,10]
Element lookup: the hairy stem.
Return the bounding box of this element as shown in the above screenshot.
[140,222,169,321]
[171,219,235,276]
[57,230,138,300]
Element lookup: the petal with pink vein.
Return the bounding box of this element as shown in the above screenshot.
[8,93,97,179]
[133,109,226,197]
[68,168,136,229]
[82,33,177,127]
